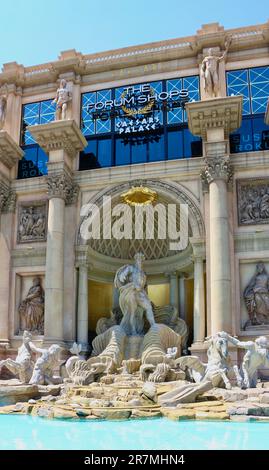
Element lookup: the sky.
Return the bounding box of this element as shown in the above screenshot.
[0,0,268,68]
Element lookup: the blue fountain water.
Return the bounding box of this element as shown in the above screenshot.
[0,415,268,450]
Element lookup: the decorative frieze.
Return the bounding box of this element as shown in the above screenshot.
[47,172,79,204]
[17,202,47,243]
[237,178,269,226]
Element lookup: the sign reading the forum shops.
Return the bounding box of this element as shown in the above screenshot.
[86,83,189,135]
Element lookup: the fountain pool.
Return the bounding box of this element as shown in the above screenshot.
[0,415,268,450]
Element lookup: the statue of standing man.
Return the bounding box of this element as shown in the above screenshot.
[114,252,155,335]
[52,79,72,120]
[201,38,231,98]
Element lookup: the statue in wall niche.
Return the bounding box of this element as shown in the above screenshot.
[52,78,72,120]
[18,277,45,335]
[114,252,155,335]
[200,37,231,98]
[18,205,46,243]
[243,262,269,329]
[29,344,63,385]
[218,332,269,388]
[0,331,35,383]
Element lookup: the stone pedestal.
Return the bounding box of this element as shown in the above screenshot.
[28,120,87,346]
[0,131,23,348]
[186,96,242,336]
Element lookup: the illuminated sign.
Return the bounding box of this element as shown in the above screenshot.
[86,82,189,135]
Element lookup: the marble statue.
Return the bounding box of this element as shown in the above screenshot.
[177,333,238,389]
[201,38,231,98]
[218,332,269,388]
[243,262,269,328]
[52,79,72,120]
[0,331,35,383]
[29,344,63,385]
[65,253,188,386]
[18,277,45,334]
[114,252,155,335]
[18,205,46,243]
[0,94,7,130]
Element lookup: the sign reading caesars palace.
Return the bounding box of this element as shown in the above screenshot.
[0,20,269,368]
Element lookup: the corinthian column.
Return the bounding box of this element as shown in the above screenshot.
[77,262,89,349]
[186,96,242,335]
[28,120,86,345]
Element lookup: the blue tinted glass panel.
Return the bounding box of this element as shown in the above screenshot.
[37,148,48,176]
[252,117,269,152]
[79,140,98,170]
[131,141,147,164]
[230,118,253,153]
[184,129,202,157]
[116,139,131,166]
[249,67,269,114]
[226,69,250,115]
[40,100,55,124]
[168,129,184,159]
[148,133,164,162]
[18,146,39,179]
[98,139,112,167]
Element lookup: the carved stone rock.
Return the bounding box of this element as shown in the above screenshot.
[17,203,47,243]
[237,179,269,225]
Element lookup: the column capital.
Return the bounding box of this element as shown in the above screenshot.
[185,95,243,141]
[200,155,233,189]
[47,170,79,205]
[27,119,87,160]
[189,237,206,260]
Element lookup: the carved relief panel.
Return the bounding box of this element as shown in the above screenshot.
[237,179,269,226]
[17,202,47,243]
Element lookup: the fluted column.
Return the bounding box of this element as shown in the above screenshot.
[202,158,233,333]
[77,263,89,349]
[193,257,205,342]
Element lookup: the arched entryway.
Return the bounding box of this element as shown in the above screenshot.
[76,179,205,350]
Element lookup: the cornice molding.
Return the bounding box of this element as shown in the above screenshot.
[0,22,268,88]
[27,119,87,159]
[186,95,243,140]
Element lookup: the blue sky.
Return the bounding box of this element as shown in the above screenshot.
[0,0,268,67]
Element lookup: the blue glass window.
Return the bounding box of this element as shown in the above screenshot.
[226,66,269,154]
[226,66,269,115]
[18,100,55,179]
[80,76,201,170]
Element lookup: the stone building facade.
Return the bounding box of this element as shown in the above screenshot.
[0,21,269,361]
